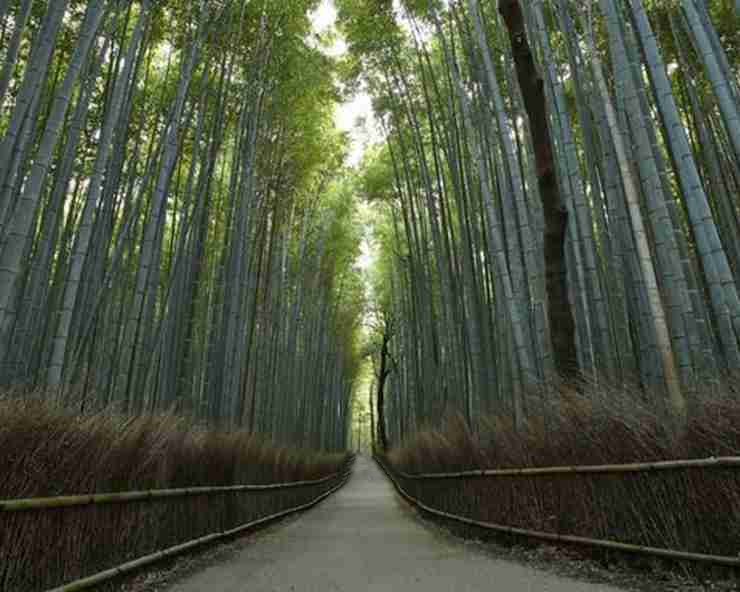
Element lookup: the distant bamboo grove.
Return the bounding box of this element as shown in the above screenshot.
[337,0,740,442]
[0,1,365,451]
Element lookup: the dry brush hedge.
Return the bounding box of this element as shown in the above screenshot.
[0,398,350,592]
[384,385,740,569]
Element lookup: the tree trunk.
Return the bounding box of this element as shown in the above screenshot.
[376,318,392,451]
[499,0,577,380]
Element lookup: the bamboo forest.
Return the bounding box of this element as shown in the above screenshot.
[1,1,740,590]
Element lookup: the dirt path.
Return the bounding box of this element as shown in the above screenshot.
[166,456,626,591]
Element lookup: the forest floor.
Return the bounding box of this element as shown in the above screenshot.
[111,456,715,592]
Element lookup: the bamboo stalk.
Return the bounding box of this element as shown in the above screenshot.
[0,469,348,512]
[388,456,740,479]
[46,469,352,592]
[376,456,740,568]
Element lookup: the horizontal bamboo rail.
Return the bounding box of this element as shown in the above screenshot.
[393,455,740,480]
[1,472,341,512]
[375,455,740,568]
[46,468,352,592]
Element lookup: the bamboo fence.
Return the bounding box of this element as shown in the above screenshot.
[375,454,740,568]
[391,455,740,479]
[1,472,340,513]
[46,468,352,592]
[0,456,354,591]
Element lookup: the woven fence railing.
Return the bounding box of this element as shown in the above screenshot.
[1,455,354,592]
[0,471,341,513]
[391,455,740,479]
[375,454,740,569]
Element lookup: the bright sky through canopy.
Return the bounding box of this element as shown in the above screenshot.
[309,0,378,168]
[309,0,379,278]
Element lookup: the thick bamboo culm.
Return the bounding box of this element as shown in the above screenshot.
[46,470,351,592]
[376,456,740,568]
[395,456,740,479]
[0,471,341,513]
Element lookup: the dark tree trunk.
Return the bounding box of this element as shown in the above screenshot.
[376,318,393,451]
[499,0,578,379]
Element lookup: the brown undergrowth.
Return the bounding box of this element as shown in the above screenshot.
[385,381,740,572]
[0,395,349,592]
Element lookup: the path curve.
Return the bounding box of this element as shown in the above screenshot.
[167,456,625,591]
